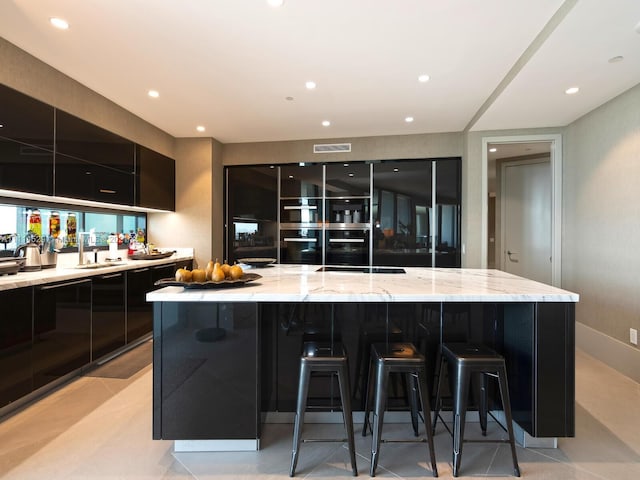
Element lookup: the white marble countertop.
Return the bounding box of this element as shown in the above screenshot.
[146,264,579,303]
[0,248,193,291]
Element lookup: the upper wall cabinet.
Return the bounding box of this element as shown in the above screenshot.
[0,84,55,195]
[135,145,175,211]
[55,110,135,175]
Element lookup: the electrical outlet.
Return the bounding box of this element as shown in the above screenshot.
[631,328,638,346]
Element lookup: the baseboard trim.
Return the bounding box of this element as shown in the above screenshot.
[174,439,259,452]
[576,322,640,383]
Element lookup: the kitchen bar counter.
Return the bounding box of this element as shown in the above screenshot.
[149,265,578,452]
[147,264,578,303]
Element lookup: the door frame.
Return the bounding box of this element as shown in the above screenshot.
[481,134,562,286]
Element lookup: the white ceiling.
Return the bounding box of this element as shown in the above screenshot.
[1,0,639,144]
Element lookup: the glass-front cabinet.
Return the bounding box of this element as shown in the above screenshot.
[224,158,461,267]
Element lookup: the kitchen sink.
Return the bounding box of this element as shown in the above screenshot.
[74,262,124,269]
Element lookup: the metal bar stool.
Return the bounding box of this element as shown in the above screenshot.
[362,342,438,477]
[290,341,358,477]
[432,343,520,477]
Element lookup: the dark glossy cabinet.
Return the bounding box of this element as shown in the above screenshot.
[153,302,259,440]
[225,166,278,264]
[0,287,33,408]
[0,84,54,195]
[126,267,153,344]
[135,145,175,211]
[32,279,91,390]
[92,271,126,360]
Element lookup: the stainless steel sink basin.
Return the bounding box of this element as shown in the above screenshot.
[74,262,123,269]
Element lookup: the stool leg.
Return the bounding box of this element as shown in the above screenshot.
[452,367,470,477]
[362,354,375,436]
[407,373,420,437]
[290,361,311,477]
[337,362,358,476]
[432,354,446,435]
[479,372,488,436]
[416,369,439,477]
[496,365,521,477]
[370,362,388,477]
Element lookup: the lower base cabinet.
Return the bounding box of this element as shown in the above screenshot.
[33,279,91,390]
[92,271,126,360]
[0,287,33,408]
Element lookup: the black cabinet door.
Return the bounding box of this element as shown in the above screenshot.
[434,159,462,267]
[135,145,175,211]
[0,84,54,195]
[92,272,126,361]
[153,302,258,440]
[0,287,33,408]
[55,153,134,205]
[55,110,135,174]
[126,267,153,344]
[32,279,91,390]
[225,165,278,264]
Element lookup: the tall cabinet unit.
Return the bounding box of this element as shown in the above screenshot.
[279,164,324,265]
[225,166,278,264]
[224,158,461,268]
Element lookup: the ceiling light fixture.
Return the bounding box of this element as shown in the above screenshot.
[196,126,205,132]
[267,0,284,7]
[418,74,430,83]
[405,116,414,123]
[565,86,580,95]
[285,96,294,101]
[148,90,159,98]
[393,168,399,172]
[322,120,330,127]
[305,81,317,90]
[50,17,69,30]
[489,147,497,153]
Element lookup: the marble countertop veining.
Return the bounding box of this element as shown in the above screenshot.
[146,264,579,303]
[0,248,194,291]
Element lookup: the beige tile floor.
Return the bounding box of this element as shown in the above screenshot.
[0,347,638,479]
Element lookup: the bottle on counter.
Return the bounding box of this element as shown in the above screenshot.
[66,213,77,247]
[49,211,61,238]
[28,209,42,241]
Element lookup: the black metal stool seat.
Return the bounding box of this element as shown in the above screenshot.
[290,341,357,477]
[363,342,438,477]
[433,343,520,477]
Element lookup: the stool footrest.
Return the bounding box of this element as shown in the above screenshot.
[382,438,428,444]
[303,438,348,443]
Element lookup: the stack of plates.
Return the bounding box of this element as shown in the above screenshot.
[0,257,23,276]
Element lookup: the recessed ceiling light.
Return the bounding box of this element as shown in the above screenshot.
[565,86,580,95]
[288,175,294,179]
[305,81,317,90]
[321,120,331,127]
[393,168,399,172]
[148,90,159,98]
[489,147,497,153]
[405,116,414,123]
[0,124,3,128]
[608,55,624,63]
[418,74,430,83]
[50,17,69,30]
[348,173,354,177]
[285,96,294,101]
[196,126,205,132]
[343,163,349,167]
[267,0,284,7]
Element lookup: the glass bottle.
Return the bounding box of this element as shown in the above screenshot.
[28,209,42,241]
[66,213,77,247]
[49,211,61,238]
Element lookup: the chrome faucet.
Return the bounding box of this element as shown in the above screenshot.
[77,230,97,265]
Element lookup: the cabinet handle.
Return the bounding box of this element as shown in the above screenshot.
[329,238,365,243]
[153,264,174,270]
[283,205,317,210]
[99,273,123,280]
[283,237,317,242]
[131,267,150,273]
[39,279,92,290]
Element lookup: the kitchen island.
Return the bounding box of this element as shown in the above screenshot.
[148,265,578,451]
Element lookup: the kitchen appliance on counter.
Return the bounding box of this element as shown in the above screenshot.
[14,242,42,271]
[40,237,61,269]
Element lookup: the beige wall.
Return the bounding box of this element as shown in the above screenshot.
[563,83,640,349]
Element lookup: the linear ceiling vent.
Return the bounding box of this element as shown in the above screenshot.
[313,143,351,154]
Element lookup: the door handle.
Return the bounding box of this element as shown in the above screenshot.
[507,250,519,263]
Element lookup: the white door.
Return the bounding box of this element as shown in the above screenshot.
[501,159,551,284]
